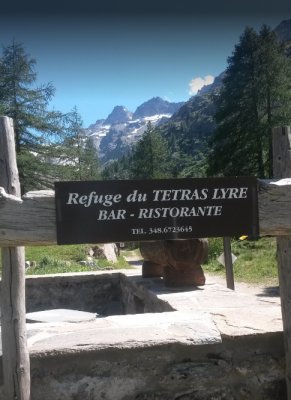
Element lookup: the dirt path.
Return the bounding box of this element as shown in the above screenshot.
[124,254,280,300]
[205,272,280,299]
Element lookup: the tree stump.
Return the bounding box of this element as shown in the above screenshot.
[164,239,207,287]
[140,238,208,286]
[140,241,168,277]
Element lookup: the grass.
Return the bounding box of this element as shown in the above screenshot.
[204,236,278,285]
[0,244,132,275]
[25,244,88,265]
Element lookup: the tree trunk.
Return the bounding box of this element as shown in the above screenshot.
[272,125,291,399]
[0,116,31,400]
[267,89,273,178]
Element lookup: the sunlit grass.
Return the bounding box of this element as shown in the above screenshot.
[204,237,278,285]
[0,244,131,275]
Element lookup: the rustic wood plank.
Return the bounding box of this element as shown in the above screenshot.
[223,237,235,290]
[1,178,291,245]
[0,189,56,245]
[1,248,30,398]
[258,178,291,236]
[0,116,31,400]
[272,126,291,400]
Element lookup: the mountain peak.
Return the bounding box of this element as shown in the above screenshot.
[105,106,132,125]
[133,97,184,119]
[275,18,291,42]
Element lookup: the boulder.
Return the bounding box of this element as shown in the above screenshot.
[89,243,119,263]
[98,243,118,263]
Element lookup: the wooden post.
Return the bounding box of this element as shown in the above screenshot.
[0,117,31,399]
[223,237,235,290]
[273,125,291,399]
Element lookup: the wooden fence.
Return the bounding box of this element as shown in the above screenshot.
[1,116,291,399]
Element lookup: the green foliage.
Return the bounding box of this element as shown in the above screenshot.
[130,122,173,179]
[25,244,89,264]
[158,94,216,178]
[27,256,90,275]
[0,42,101,190]
[55,107,101,181]
[208,25,291,178]
[177,152,209,178]
[0,41,66,192]
[204,237,278,284]
[17,244,131,275]
[102,123,174,180]
[102,154,133,180]
[207,237,224,260]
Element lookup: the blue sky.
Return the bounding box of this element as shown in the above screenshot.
[0,8,290,127]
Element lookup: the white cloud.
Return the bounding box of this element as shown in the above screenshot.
[188,75,214,95]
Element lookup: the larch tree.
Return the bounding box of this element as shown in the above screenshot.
[55,106,101,181]
[0,40,65,192]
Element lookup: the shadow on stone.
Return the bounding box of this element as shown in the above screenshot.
[125,275,204,295]
[257,286,280,297]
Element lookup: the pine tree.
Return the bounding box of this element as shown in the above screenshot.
[101,154,133,180]
[130,122,173,179]
[56,107,101,181]
[0,41,65,192]
[82,138,101,180]
[207,25,291,178]
[256,25,291,176]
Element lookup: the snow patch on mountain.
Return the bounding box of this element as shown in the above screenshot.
[84,97,183,163]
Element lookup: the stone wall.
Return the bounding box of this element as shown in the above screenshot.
[19,335,286,400]
[119,274,174,314]
[0,271,286,399]
[24,271,173,316]
[25,272,123,316]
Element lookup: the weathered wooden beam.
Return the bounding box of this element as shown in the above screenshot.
[0,188,56,246]
[0,116,31,399]
[0,178,291,246]
[273,126,291,400]
[223,237,235,290]
[258,178,291,236]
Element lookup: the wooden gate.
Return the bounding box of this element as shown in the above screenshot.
[1,116,291,399]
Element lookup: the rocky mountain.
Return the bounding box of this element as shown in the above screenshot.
[85,18,291,169]
[275,19,291,41]
[157,17,291,175]
[197,72,225,96]
[85,97,184,163]
[156,91,217,177]
[133,97,184,119]
[105,106,133,124]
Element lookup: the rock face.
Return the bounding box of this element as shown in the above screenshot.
[275,18,291,57]
[84,97,184,163]
[105,106,132,124]
[140,239,208,286]
[132,97,184,119]
[275,18,291,42]
[89,243,118,263]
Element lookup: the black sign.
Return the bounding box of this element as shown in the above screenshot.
[54,177,259,245]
